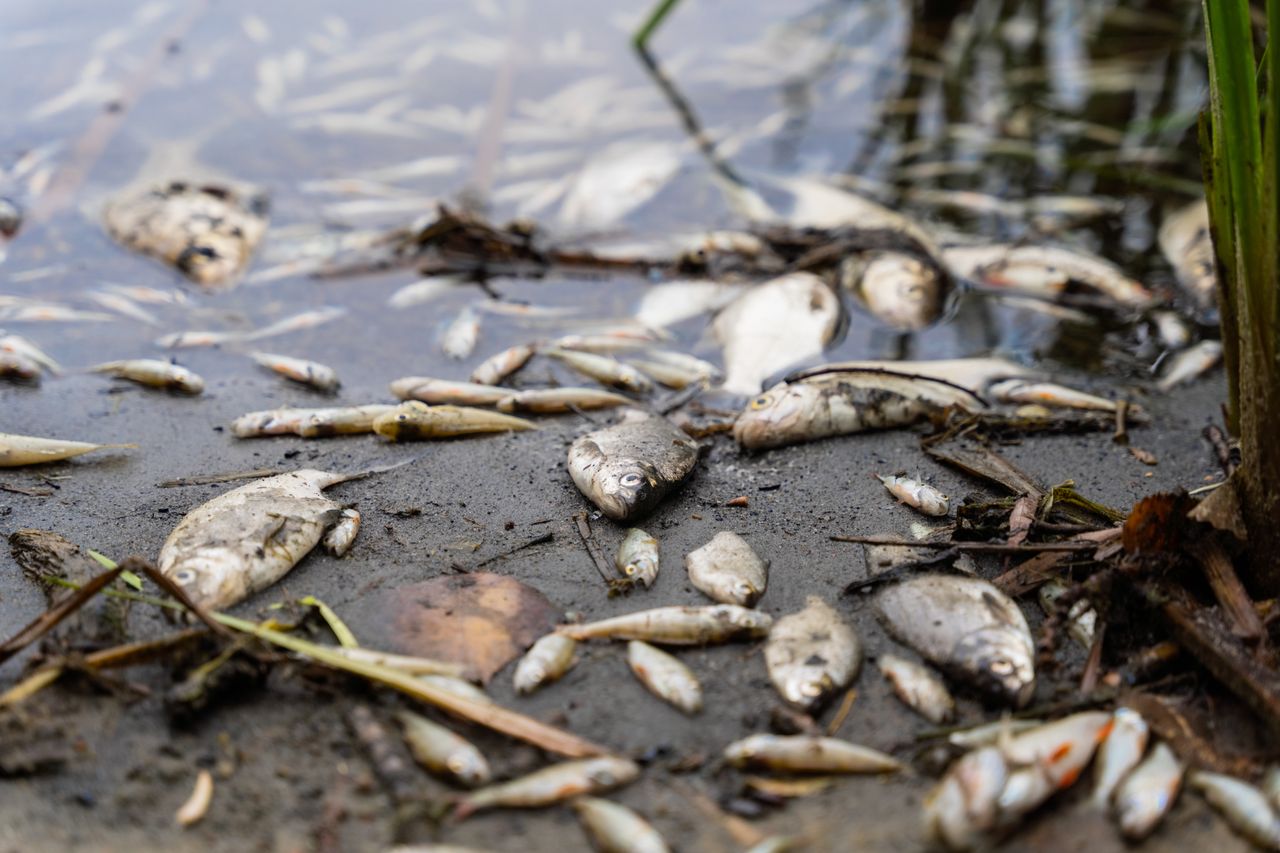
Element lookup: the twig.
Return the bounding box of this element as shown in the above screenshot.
[1113,399,1130,444]
[1189,537,1269,651]
[633,0,683,50]
[469,531,554,570]
[990,551,1071,597]
[0,483,53,497]
[573,512,616,584]
[158,468,283,488]
[1203,424,1240,477]
[0,564,122,664]
[825,689,857,736]
[830,534,1095,553]
[1079,621,1106,694]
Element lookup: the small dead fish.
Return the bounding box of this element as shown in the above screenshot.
[616,528,659,588]
[1150,310,1192,350]
[0,350,41,382]
[90,359,205,394]
[1158,200,1217,315]
[552,330,664,353]
[390,377,511,406]
[1091,707,1149,810]
[878,474,949,517]
[723,735,901,774]
[158,466,384,610]
[85,291,160,325]
[942,244,1152,307]
[0,433,137,467]
[249,352,340,392]
[995,712,1115,824]
[496,387,633,413]
[442,307,480,359]
[101,284,189,306]
[627,349,721,389]
[0,304,115,323]
[1157,340,1223,391]
[395,709,490,787]
[155,329,244,349]
[946,719,1042,750]
[572,797,671,853]
[386,276,463,308]
[876,574,1035,707]
[175,769,214,828]
[513,633,576,695]
[634,280,741,329]
[1113,742,1182,840]
[454,756,640,820]
[685,531,768,606]
[1190,771,1280,849]
[546,347,653,393]
[557,604,773,645]
[567,410,699,521]
[0,334,61,374]
[877,653,955,724]
[470,344,535,385]
[924,745,1009,851]
[372,401,536,441]
[245,306,346,341]
[231,405,396,438]
[765,596,861,711]
[627,640,702,714]
[1039,581,1097,650]
[842,252,944,331]
[987,378,1118,412]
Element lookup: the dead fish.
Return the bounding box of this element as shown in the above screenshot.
[627,640,702,714]
[627,349,721,389]
[104,181,269,290]
[987,378,1118,412]
[1157,340,1223,391]
[634,280,740,329]
[0,350,41,382]
[85,291,160,325]
[101,283,189,306]
[942,244,1152,307]
[1190,771,1280,849]
[175,769,214,828]
[995,712,1115,824]
[877,653,955,724]
[372,401,536,441]
[496,387,633,414]
[616,528,659,588]
[546,347,653,393]
[245,306,346,341]
[90,359,205,394]
[712,272,841,395]
[469,344,535,385]
[567,410,699,521]
[441,307,480,359]
[946,719,1042,750]
[1158,200,1216,314]
[0,304,115,323]
[553,330,664,353]
[875,574,1035,707]
[1038,581,1097,650]
[0,433,137,467]
[878,474,949,517]
[1150,310,1192,350]
[924,745,1008,851]
[557,605,773,645]
[1113,742,1182,840]
[684,531,768,606]
[572,797,671,853]
[249,352,340,393]
[390,377,512,406]
[157,466,391,609]
[723,735,901,774]
[453,756,640,820]
[765,596,860,711]
[386,276,463,308]
[513,633,576,695]
[421,674,492,706]
[841,252,944,331]
[1091,707,1149,810]
[155,329,244,349]
[395,710,490,787]
[0,334,61,374]
[231,405,396,439]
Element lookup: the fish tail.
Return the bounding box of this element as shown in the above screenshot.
[100,443,140,450]
[450,797,476,822]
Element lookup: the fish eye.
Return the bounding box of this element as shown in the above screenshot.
[989,659,1013,676]
[750,395,772,410]
[619,472,644,488]
[174,569,195,584]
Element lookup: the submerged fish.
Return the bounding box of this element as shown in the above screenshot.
[1158,200,1217,315]
[390,377,512,406]
[496,387,632,414]
[557,605,772,645]
[572,797,670,853]
[90,359,205,394]
[454,756,640,820]
[513,633,577,695]
[627,640,702,714]
[842,251,944,331]
[230,405,396,438]
[567,410,700,522]
[1113,742,1182,840]
[395,710,490,787]
[371,401,535,440]
[878,474,949,517]
[764,596,861,711]
[684,531,768,606]
[877,653,955,724]
[0,433,136,467]
[723,735,901,774]
[616,528,659,588]
[876,575,1035,707]
[469,344,534,385]
[249,352,340,393]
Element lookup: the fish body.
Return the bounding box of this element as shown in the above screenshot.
[878,475,949,516]
[875,574,1035,707]
[627,640,702,714]
[557,605,772,645]
[0,350,41,382]
[86,291,160,325]
[1091,707,1149,809]
[454,756,640,819]
[395,710,490,787]
[764,596,860,711]
[390,377,511,405]
[249,351,340,392]
[572,797,670,853]
[1157,340,1223,391]
[1113,742,1182,840]
[1158,201,1217,315]
[547,347,653,393]
[923,745,1008,851]
[0,304,115,323]
[942,244,1152,307]
[469,344,534,385]
[513,634,576,695]
[91,359,204,394]
[496,387,632,413]
[627,349,721,389]
[387,276,462,308]
[995,712,1115,824]
[230,405,396,438]
[372,401,535,440]
[441,307,480,359]
[634,280,741,329]
[616,528,659,588]
[0,433,136,467]
[0,334,61,374]
[567,410,699,521]
[684,531,768,606]
[843,252,944,331]
[723,735,901,774]
[1190,771,1280,849]
[877,653,955,724]
[987,378,1118,412]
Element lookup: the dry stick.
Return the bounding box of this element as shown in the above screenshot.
[469,531,554,570]
[1189,537,1270,651]
[829,535,1096,554]
[0,565,122,664]
[826,688,858,736]
[158,468,284,488]
[573,512,616,584]
[1113,399,1130,444]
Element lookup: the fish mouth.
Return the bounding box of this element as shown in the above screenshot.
[954,630,1035,707]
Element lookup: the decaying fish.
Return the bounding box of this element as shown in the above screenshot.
[841,252,944,331]
[1039,581,1097,650]
[942,243,1152,307]
[764,596,860,711]
[395,710,490,787]
[986,378,1119,412]
[1113,742,1182,840]
[1189,771,1280,849]
[249,352,340,393]
[995,712,1115,825]
[441,306,480,359]
[946,718,1042,750]
[616,528,659,588]
[231,405,397,438]
[877,653,955,724]
[157,466,390,610]
[567,410,700,521]
[469,344,534,385]
[90,359,205,394]
[0,304,114,323]
[878,474,949,517]
[547,347,653,393]
[627,640,702,714]
[372,401,536,441]
[104,181,269,289]
[1157,339,1223,391]
[0,350,41,382]
[390,377,512,406]
[634,280,741,329]
[453,756,640,819]
[572,797,671,853]
[0,433,137,467]
[386,276,463,309]
[1158,200,1217,314]
[553,327,668,353]
[86,291,160,325]
[557,605,773,645]
[496,387,633,414]
[723,735,901,774]
[1091,707,1149,809]
[626,349,721,389]
[684,531,768,606]
[513,633,577,695]
[924,746,1008,851]
[712,273,841,395]
[875,575,1035,707]
[0,334,61,374]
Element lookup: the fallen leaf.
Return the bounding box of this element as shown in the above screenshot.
[1128,447,1158,465]
[1121,492,1192,554]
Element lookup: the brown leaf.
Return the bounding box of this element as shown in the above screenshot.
[1121,492,1193,554]
[1188,479,1247,542]
[1128,447,1158,466]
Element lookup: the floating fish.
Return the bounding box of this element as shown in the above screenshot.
[513,634,577,695]
[878,474,949,517]
[684,531,768,607]
[442,307,480,359]
[1157,340,1222,391]
[390,377,512,406]
[546,347,653,393]
[453,756,640,820]
[395,710,490,788]
[877,653,955,724]
[496,387,633,414]
[765,596,860,711]
[876,575,1035,707]
[249,352,340,393]
[1189,771,1280,849]
[572,797,670,853]
[616,528,659,588]
[371,401,536,441]
[942,244,1152,307]
[90,359,205,395]
[557,605,772,645]
[1113,742,1182,840]
[627,640,702,714]
[230,405,397,438]
[387,276,464,308]
[723,735,901,774]
[470,344,535,385]
[842,252,945,331]
[0,433,137,467]
[1158,200,1217,315]
[567,410,700,521]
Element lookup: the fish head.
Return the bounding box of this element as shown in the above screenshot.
[714,605,773,637]
[593,459,662,521]
[586,757,640,787]
[733,383,817,449]
[723,734,771,766]
[779,669,832,710]
[447,753,490,787]
[165,546,243,610]
[953,627,1035,708]
[859,254,939,331]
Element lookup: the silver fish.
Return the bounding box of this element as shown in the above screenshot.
[496,387,633,413]
[942,244,1152,307]
[567,410,699,521]
[1113,742,1182,840]
[454,756,640,819]
[878,474,949,516]
[1158,200,1217,314]
[634,280,740,329]
[572,797,670,853]
[842,251,944,331]
[557,605,772,645]
[627,640,702,714]
[249,352,340,393]
[995,712,1115,825]
[85,291,160,325]
[231,405,396,438]
[924,745,1008,851]
[684,531,768,607]
[877,653,955,724]
[390,377,511,406]
[946,719,1043,750]
[90,359,204,394]
[1190,771,1280,849]
[616,528,659,588]
[1091,707,1149,809]
[986,379,1118,413]
[386,276,463,308]
[0,334,61,374]
[469,344,534,385]
[441,307,480,359]
[1157,340,1223,391]
[723,735,901,774]
[0,433,136,467]
[546,347,653,393]
[513,634,576,695]
[764,596,860,711]
[395,710,490,787]
[371,401,536,440]
[875,574,1035,707]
